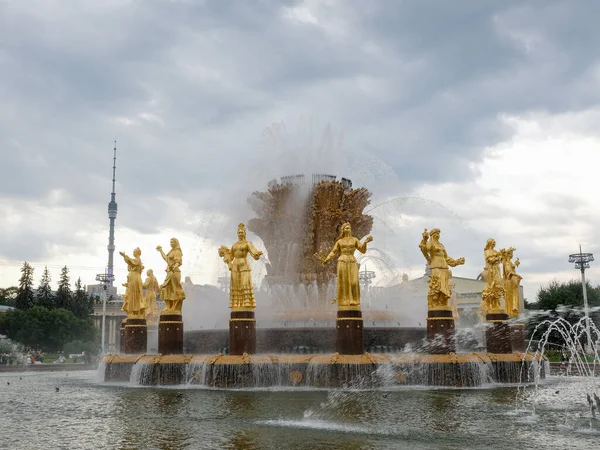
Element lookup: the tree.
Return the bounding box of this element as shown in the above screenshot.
[55,266,72,311]
[71,277,92,318]
[0,287,18,307]
[533,279,600,311]
[15,262,35,310]
[525,279,600,348]
[0,306,98,353]
[36,266,55,309]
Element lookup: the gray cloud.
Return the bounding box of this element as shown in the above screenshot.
[1,0,599,285]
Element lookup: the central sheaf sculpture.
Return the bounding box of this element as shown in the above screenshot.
[317,222,373,355]
[419,228,465,354]
[219,223,263,355]
[156,237,186,354]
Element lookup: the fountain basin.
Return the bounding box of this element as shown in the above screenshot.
[102,352,546,388]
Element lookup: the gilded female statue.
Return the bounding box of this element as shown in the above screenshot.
[419,228,465,309]
[319,222,373,309]
[142,269,160,323]
[481,238,505,313]
[218,223,263,309]
[119,248,145,317]
[156,238,186,314]
[501,247,522,318]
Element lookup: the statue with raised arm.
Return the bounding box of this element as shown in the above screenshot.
[142,269,160,324]
[318,222,373,309]
[501,247,522,318]
[218,223,263,309]
[119,248,145,318]
[481,238,505,314]
[419,228,465,309]
[156,238,186,314]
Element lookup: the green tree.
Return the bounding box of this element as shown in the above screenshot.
[15,262,35,310]
[533,279,600,311]
[0,306,98,353]
[71,277,92,318]
[525,279,600,348]
[55,266,72,311]
[35,266,55,309]
[0,287,18,307]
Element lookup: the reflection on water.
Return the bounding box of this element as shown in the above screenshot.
[1,371,599,450]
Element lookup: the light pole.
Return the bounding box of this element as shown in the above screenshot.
[568,245,594,353]
[95,272,114,354]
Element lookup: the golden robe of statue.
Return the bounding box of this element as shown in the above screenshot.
[320,222,373,309]
[120,248,145,318]
[157,238,186,314]
[481,238,505,314]
[419,228,465,310]
[501,247,522,318]
[143,269,160,323]
[218,223,263,310]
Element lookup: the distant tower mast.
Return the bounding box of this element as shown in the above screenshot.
[107,140,118,285]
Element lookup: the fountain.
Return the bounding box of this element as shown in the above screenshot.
[101,176,545,388]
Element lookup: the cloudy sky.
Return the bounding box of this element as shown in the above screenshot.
[1,0,599,303]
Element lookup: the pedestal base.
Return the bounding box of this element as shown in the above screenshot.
[125,318,147,354]
[158,314,184,355]
[486,312,512,354]
[336,309,364,355]
[119,320,128,354]
[426,309,456,354]
[229,310,256,355]
[510,323,526,353]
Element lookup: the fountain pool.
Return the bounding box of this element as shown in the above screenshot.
[1,370,599,450]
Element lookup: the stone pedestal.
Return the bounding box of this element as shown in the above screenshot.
[336,309,364,355]
[229,310,256,355]
[510,323,526,353]
[485,312,512,354]
[426,309,456,354]
[119,319,128,354]
[125,318,147,354]
[158,314,184,355]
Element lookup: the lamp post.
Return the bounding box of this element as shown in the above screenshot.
[568,246,594,353]
[95,272,115,354]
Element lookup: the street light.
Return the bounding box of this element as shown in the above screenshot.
[95,271,115,354]
[568,245,594,353]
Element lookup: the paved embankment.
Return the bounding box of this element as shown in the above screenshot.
[0,363,97,372]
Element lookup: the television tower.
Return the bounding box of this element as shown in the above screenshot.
[107,140,118,284]
[96,141,118,353]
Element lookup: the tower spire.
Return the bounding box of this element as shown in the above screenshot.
[107,140,118,285]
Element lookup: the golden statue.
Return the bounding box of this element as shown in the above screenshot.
[318,222,373,309]
[218,223,263,310]
[419,228,465,310]
[156,238,186,314]
[481,238,505,314]
[501,247,522,318]
[119,248,145,318]
[143,269,160,324]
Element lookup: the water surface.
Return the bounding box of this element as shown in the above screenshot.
[1,370,598,449]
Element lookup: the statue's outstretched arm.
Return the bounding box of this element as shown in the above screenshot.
[247,241,263,260]
[445,250,465,267]
[322,240,341,265]
[356,236,373,254]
